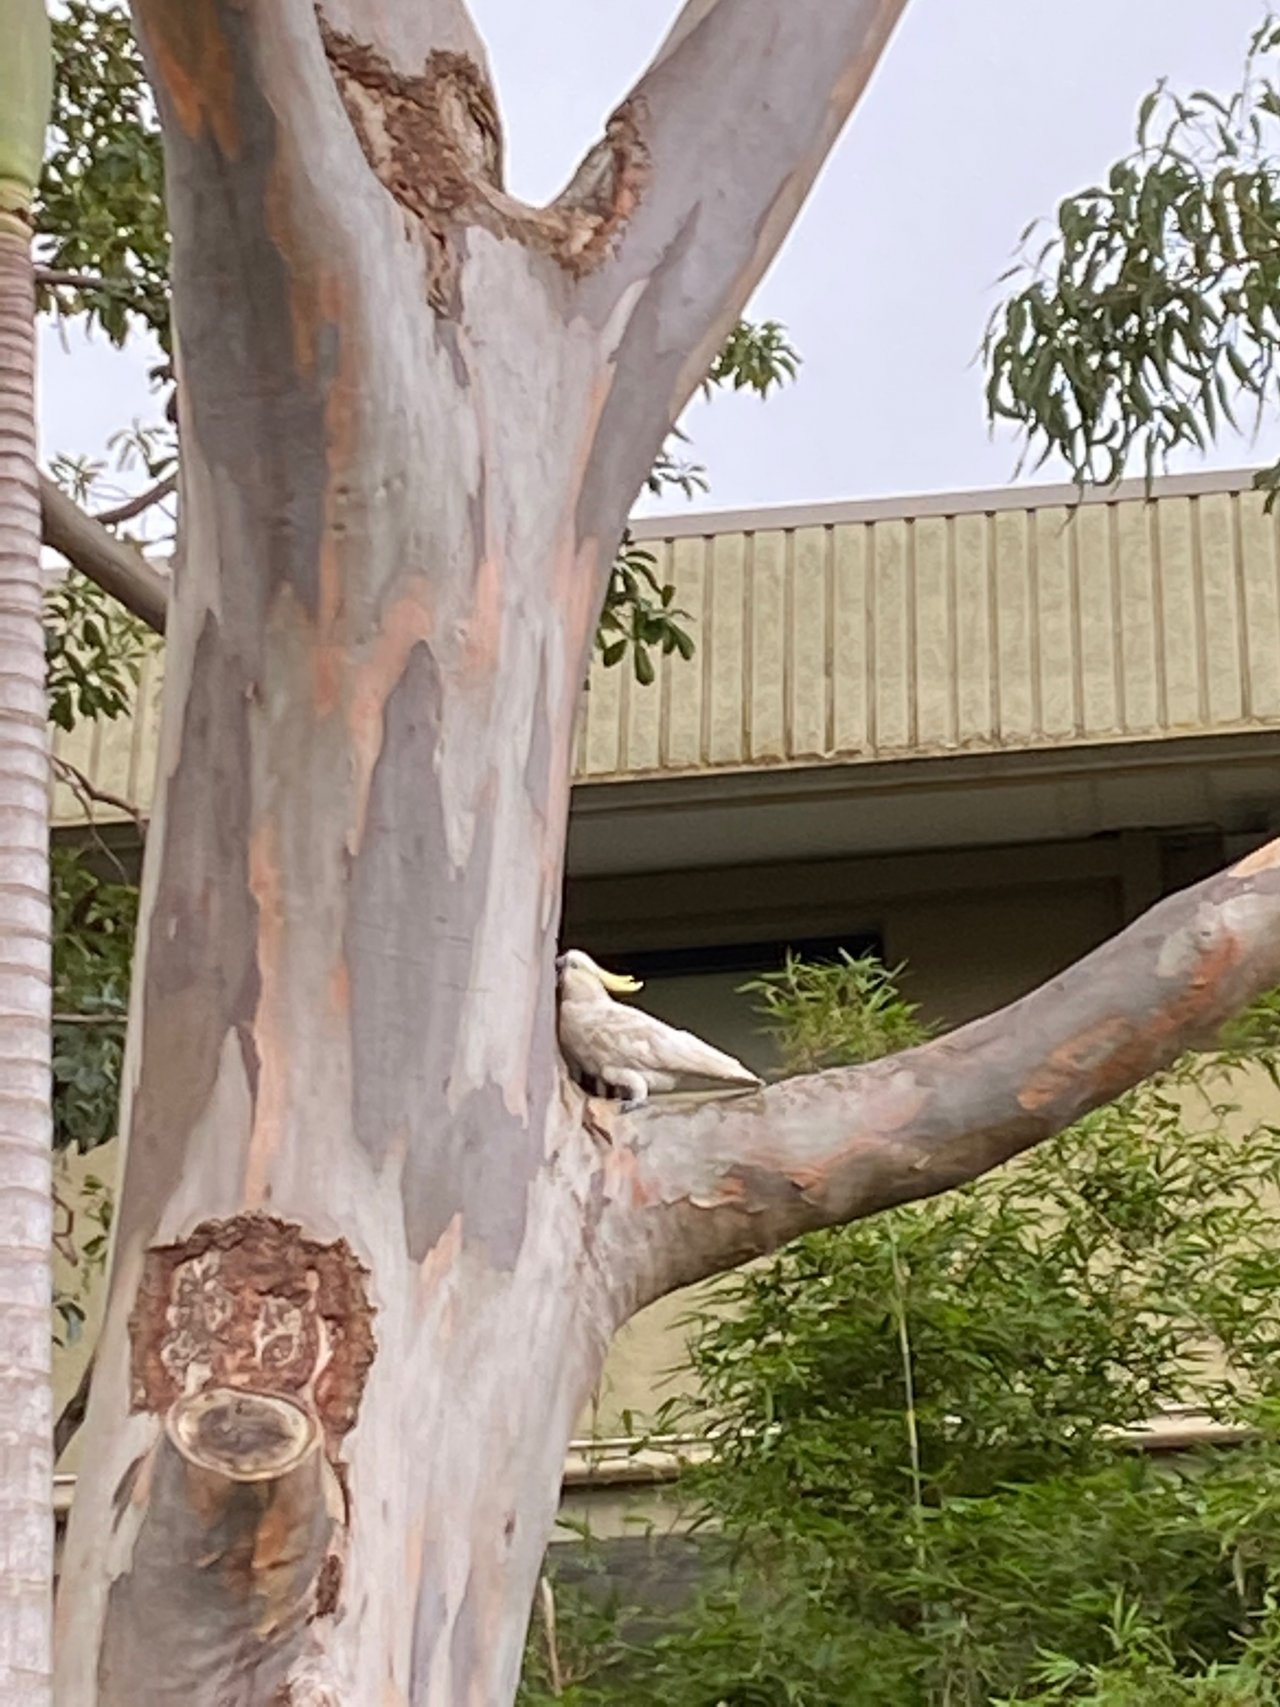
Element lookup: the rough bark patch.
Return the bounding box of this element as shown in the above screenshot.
[317,17,649,300]
[129,1214,375,1451]
[319,28,505,205]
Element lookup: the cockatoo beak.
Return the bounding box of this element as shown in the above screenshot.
[596,967,644,994]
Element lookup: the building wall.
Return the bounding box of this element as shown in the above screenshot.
[49,471,1280,832]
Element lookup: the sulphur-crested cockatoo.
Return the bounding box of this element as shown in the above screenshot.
[556,948,763,1110]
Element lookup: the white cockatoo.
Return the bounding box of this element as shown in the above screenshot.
[555,948,763,1110]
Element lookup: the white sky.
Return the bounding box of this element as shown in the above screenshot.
[38,0,1280,519]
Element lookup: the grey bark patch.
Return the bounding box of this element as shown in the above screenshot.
[120,613,260,1244]
[449,1572,480,1706]
[409,1583,448,1692]
[236,1022,261,1108]
[346,642,541,1267]
[157,7,336,630]
[346,640,466,1173]
[402,1080,537,1270]
[522,653,553,817]
[524,972,559,1170]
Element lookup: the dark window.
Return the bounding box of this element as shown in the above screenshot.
[604,930,884,981]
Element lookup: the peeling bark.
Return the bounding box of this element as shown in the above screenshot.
[52,2,1280,1704]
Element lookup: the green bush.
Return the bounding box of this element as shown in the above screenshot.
[521,957,1280,1704]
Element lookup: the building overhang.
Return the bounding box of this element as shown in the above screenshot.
[568,731,1280,878]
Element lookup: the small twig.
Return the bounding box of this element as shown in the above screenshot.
[538,1576,564,1697]
[51,757,144,885]
[36,267,136,296]
[52,1186,78,1268]
[52,1013,126,1028]
[54,1352,95,1462]
[93,473,177,527]
[52,755,147,837]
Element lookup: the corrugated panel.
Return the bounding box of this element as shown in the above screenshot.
[50,479,1280,824]
[575,484,1280,782]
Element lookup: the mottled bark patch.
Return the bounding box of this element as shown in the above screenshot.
[347,641,459,1172]
[346,643,542,1266]
[129,1214,375,1452]
[158,4,337,627]
[449,1572,480,1704]
[402,1081,539,1269]
[317,17,649,303]
[121,613,260,1240]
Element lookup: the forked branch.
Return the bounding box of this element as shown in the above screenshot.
[589,0,907,323]
[605,841,1280,1311]
[568,0,910,578]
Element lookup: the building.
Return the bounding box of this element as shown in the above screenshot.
[49,466,1280,1533]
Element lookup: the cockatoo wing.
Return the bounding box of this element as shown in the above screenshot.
[565,1001,761,1088]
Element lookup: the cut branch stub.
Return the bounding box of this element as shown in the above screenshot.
[98,1389,339,1706]
[167,1385,318,1483]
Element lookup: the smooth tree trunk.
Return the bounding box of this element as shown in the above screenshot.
[51,2,1280,1704]
[0,3,54,1704]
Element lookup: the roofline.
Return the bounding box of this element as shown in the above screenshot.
[51,469,1267,574]
[629,466,1264,541]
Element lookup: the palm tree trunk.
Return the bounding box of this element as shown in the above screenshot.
[0,3,54,1701]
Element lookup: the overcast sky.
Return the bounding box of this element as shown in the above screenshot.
[38,0,1280,519]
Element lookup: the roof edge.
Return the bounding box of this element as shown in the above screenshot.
[629,466,1264,541]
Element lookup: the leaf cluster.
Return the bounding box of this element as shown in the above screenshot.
[37,0,170,350]
[51,845,137,1157]
[984,15,1280,503]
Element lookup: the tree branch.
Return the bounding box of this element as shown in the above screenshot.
[54,1351,94,1463]
[39,474,167,633]
[603,840,1280,1312]
[92,473,177,528]
[567,0,910,602]
[36,268,135,296]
